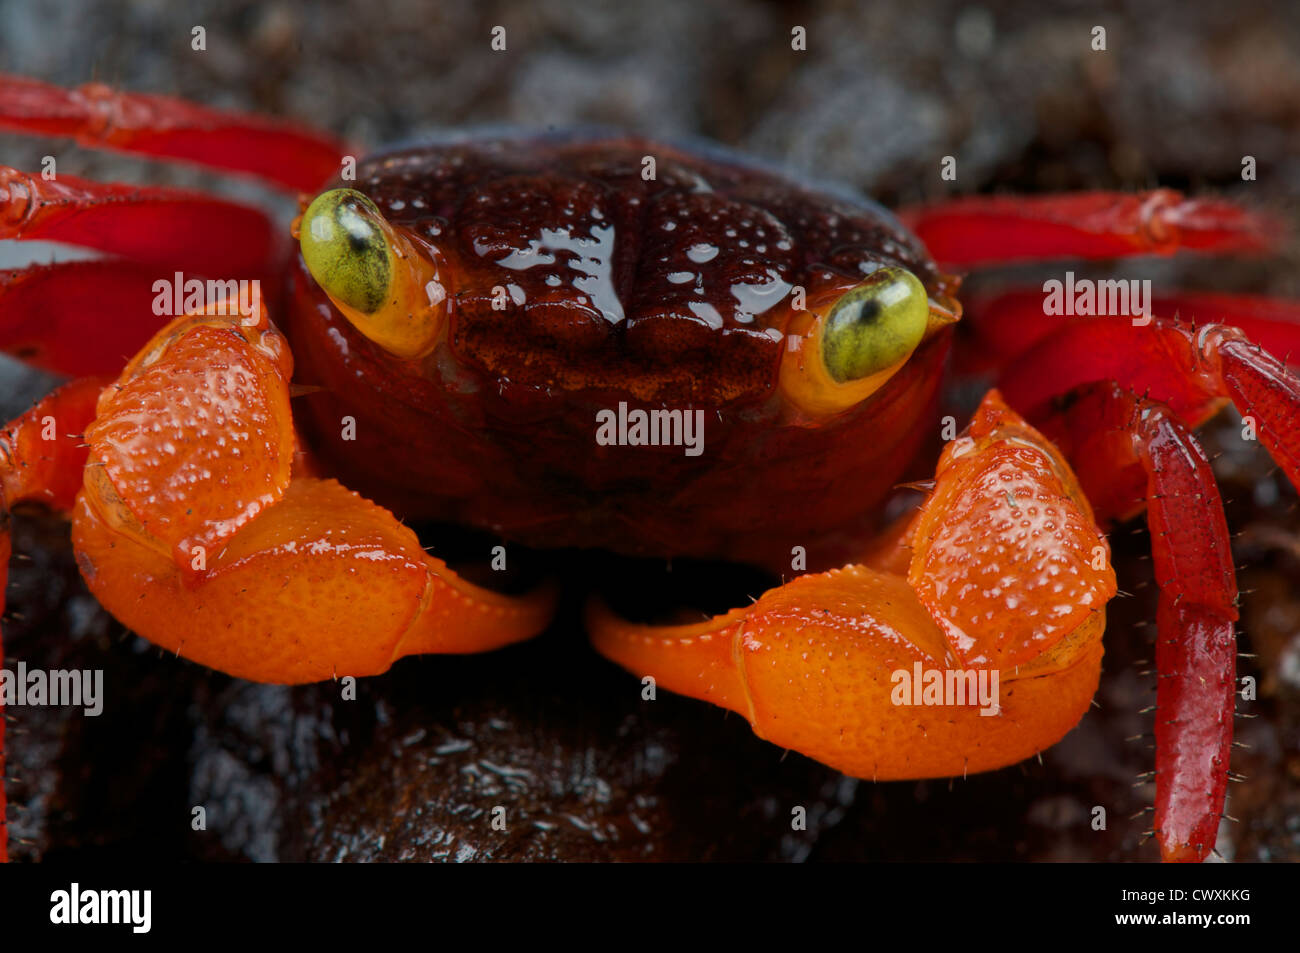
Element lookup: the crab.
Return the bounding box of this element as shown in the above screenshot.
[1,75,1298,864]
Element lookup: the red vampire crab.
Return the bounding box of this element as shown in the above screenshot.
[0,76,1297,864]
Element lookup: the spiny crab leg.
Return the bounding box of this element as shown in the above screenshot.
[590,393,1117,784]
[998,318,1300,486]
[0,165,278,277]
[999,314,1300,860]
[899,190,1284,269]
[0,74,348,193]
[0,72,341,356]
[892,185,1299,860]
[1033,382,1238,863]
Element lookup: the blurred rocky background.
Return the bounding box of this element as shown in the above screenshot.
[1,0,1298,861]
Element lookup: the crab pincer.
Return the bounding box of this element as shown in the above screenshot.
[591,392,1117,781]
[70,299,557,684]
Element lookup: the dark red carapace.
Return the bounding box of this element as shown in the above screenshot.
[287,137,953,567]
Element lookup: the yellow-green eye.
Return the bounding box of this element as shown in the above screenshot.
[820,266,930,383]
[300,188,394,315]
[296,188,447,359]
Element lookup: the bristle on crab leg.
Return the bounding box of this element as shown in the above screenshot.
[0,74,348,193]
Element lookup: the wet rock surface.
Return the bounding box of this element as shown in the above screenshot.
[2,0,1299,861]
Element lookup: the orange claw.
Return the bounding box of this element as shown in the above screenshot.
[70,302,556,684]
[83,301,295,580]
[73,477,556,683]
[589,392,1117,780]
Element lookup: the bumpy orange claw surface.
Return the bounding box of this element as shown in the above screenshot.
[73,478,557,683]
[590,393,1117,780]
[82,302,296,577]
[908,393,1115,671]
[70,305,556,684]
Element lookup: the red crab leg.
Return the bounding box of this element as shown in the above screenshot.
[997,318,1300,487]
[1034,382,1237,862]
[1000,320,1300,860]
[899,191,1283,269]
[960,289,1300,374]
[0,260,168,376]
[590,392,1117,785]
[0,74,348,193]
[0,378,104,862]
[1,165,278,276]
[69,300,556,685]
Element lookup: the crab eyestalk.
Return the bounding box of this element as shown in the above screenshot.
[779,265,959,416]
[297,188,447,359]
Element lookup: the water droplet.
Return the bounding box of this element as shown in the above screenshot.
[687,243,718,264]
